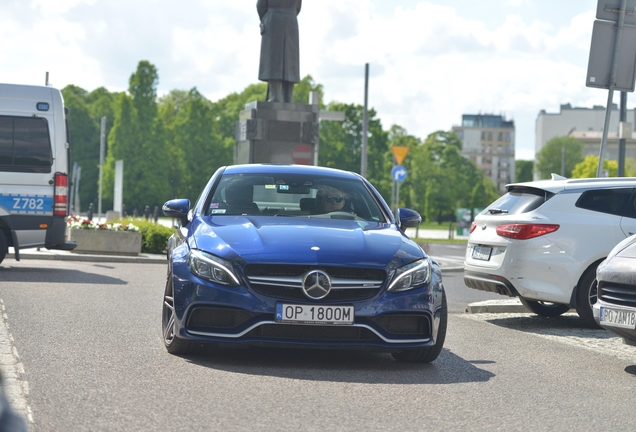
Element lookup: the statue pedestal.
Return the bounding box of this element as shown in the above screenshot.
[235,101,319,165]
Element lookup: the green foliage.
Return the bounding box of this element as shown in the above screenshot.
[536,136,583,179]
[61,86,100,212]
[516,160,534,182]
[292,75,324,107]
[317,102,389,200]
[570,155,636,178]
[404,130,496,222]
[129,219,175,254]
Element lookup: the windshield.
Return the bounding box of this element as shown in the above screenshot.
[205,173,387,222]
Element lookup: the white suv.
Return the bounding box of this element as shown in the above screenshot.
[464,175,636,327]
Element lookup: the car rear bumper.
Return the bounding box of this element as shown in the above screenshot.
[463,270,519,297]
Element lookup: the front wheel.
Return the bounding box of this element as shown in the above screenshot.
[575,264,602,329]
[162,274,206,355]
[392,291,447,363]
[519,297,570,317]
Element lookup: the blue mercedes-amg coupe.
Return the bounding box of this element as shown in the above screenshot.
[161,164,447,362]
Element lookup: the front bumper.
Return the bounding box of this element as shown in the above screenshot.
[171,263,445,351]
[594,301,636,346]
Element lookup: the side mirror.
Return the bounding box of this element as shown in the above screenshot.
[397,208,422,233]
[162,199,191,226]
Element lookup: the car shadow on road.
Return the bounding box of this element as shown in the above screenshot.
[0,266,126,285]
[182,347,495,385]
[474,313,612,339]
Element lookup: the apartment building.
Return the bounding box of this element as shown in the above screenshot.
[452,114,515,193]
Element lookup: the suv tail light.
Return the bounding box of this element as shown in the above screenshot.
[496,223,559,240]
[54,173,69,216]
[470,222,477,234]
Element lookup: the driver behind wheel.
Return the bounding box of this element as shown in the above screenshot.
[315,185,348,214]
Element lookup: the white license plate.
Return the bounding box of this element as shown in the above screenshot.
[472,245,492,261]
[600,307,636,329]
[275,304,354,325]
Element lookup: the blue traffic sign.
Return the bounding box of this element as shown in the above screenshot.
[392,165,407,182]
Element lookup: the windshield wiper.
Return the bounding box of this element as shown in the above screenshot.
[487,208,508,214]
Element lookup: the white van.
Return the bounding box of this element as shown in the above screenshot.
[0,83,76,264]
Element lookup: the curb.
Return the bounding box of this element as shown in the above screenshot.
[7,252,166,265]
[465,299,528,314]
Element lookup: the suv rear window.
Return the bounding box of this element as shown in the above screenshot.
[0,116,53,173]
[482,187,553,216]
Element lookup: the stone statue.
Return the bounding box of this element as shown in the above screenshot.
[257,0,301,103]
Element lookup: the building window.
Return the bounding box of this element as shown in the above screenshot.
[481,131,486,140]
[506,132,511,142]
[498,132,503,141]
[488,132,492,141]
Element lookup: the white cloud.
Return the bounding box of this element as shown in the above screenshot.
[0,0,605,161]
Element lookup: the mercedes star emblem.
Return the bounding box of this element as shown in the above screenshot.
[302,270,332,300]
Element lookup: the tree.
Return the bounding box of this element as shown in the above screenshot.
[103,93,140,210]
[174,88,231,201]
[292,75,324,106]
[536,136,583,179]
[516,160,534,182]
[61,86,100,212]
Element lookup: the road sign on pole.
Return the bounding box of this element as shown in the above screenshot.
[392,165,407,182]
[391,146,409,166]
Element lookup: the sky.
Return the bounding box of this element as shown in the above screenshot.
[0,0,616,160]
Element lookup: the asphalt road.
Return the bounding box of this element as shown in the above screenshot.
[0,258,635,431]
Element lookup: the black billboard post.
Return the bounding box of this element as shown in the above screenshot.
[586,0,636,177]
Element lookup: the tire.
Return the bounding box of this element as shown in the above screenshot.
[575,264,602,329]
[0,234,6,265]
[519,297,570,317]
[162,274,206,355]
[392,291,447,363]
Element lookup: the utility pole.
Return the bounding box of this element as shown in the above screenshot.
[618,91,627,176]
[361,63,369,178]
[98,116,106,221]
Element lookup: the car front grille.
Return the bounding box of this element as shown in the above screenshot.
[244,264,386,302]
[598,282,636,308]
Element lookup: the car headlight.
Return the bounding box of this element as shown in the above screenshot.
[387,259,431,292]
[188,249,240,286]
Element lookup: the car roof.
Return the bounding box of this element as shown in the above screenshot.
[506,175,636,193]
[222,164,362,180]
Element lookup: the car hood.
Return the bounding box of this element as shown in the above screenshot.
[189,216,423,268]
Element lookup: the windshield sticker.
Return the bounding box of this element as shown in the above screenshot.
[265,184,276,189]
[210,209,226,214]
[209,203,220,208]
[279,185,289,191]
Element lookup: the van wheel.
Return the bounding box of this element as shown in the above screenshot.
[575,264,602,329]
[519,297,570,317]
[0,234,7,264]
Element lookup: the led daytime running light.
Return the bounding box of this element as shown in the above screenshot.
[188,250,240,286]
[387,259,431,292]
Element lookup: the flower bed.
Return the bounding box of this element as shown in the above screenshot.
[67,216,142,255]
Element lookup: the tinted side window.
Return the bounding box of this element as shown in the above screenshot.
[0,116,52,173]
[575,188,633,216]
